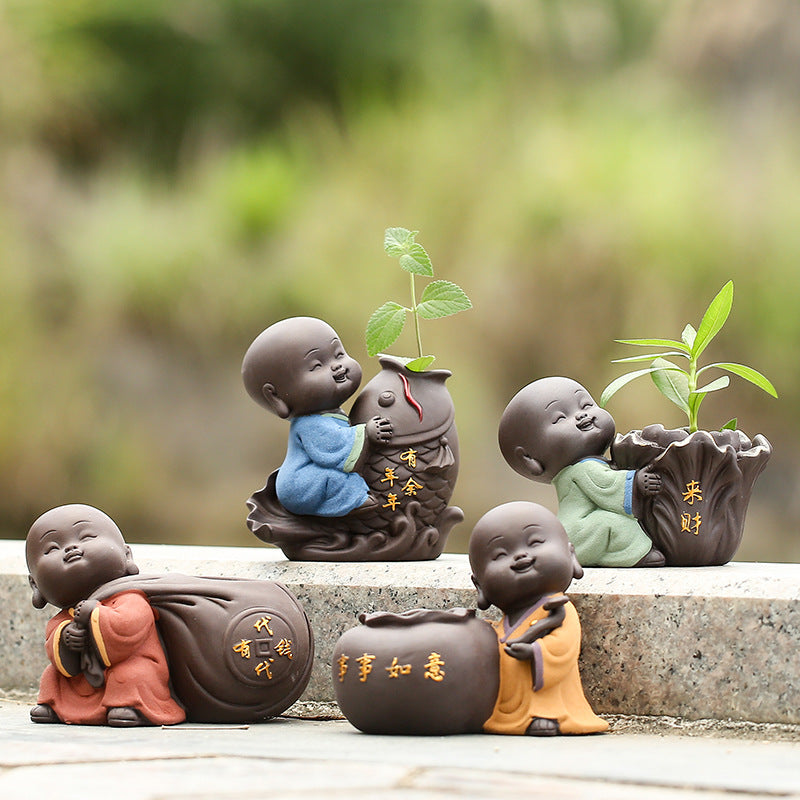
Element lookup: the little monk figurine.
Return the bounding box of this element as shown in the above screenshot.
[26,504,185,727]
[242,317,393,517]
[469,501,608,736]
[499,377,664,567]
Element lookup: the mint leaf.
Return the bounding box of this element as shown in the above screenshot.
[366,302,407,357]
[417,280,472,319]
[384,227,417,257]
[405,355,436,372]
[384,227,434,276]
[722,418,738,431]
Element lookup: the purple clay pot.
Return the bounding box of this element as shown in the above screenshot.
[333,608,499,735]
[611,424,772,566]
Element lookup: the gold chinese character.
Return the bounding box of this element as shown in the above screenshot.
[383,493,400,511]
[275,638,293,659]
[424,652,446,682]
[385,657,412,678]
[255,658,274,679]
[253,615,274,636]
[682,480,703,506]
[337,654,349,682]
[399,448,418,469]
[356,653,376,683]
[232,638,252,659]
[681,512,702,535]
[401,477,424,497]
[381,468,398,487]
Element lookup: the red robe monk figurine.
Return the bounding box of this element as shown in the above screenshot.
[26,504,185,727]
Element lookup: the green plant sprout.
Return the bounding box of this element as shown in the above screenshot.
[600,280,777,433]
[365,227,472,372]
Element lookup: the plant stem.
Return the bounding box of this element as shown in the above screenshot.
[410,272,423,359]
[688,355,698,433]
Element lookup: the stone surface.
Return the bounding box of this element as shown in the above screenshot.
[2,540,799,724]
[0,700,799,800]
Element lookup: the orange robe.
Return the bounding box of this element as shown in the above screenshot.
[484,596,608,735]
[38,590,185,725]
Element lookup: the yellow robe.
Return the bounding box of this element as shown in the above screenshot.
[484,596,608,735]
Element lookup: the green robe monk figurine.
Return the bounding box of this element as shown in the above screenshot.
[499,377,664,567]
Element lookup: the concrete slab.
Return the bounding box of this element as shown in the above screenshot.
[0,701,798,800]
[2,541,800,724]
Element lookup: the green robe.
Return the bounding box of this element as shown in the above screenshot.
[553,457,652,567]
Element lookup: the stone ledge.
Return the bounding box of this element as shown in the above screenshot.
[2,540,798,725]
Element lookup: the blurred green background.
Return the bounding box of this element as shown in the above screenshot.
[2,0,799,560]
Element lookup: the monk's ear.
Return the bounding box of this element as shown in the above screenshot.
[124,546,139,576]
[261,383,290,419]
[28,575,47,609]
[471,574,491,611]
[515,447,544,479]
[569,543,584,581]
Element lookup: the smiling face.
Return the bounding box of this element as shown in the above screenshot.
[499,377,616,483]
[469,502,581,614]
[26,505,136,609]
[242,317,363,418]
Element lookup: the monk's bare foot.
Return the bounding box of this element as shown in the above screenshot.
[525,717,560,736]
[30,704,61,724]
[634,546,665,567]
[107,707,153,727]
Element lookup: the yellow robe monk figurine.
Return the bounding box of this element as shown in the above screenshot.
[469,501,608,736]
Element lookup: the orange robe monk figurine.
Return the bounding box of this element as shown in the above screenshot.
[468,501,607,736]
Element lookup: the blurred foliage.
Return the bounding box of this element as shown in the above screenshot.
[1,0,800,561]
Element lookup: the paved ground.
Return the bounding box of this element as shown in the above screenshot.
[1,700,799,799]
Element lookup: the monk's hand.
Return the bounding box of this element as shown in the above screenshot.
[510,596,569,645]
[72,598,99,628]
[62,622,89,651]
[366,415,393,444]
[504,641,535,661]
[635,465,662,497]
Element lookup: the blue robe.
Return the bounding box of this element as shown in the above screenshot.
[276,413,368,517]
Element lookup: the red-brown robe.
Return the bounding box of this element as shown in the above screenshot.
[38,590,185,725]
[483,596,608,735]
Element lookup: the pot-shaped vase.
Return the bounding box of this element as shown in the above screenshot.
[333,608,499,735]
[611,424,772,566]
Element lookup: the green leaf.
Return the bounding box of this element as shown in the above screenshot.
[722,418,738,431]
[417,280,472,319]
[650,358,690,414]
[691,375,730,396]
[699,362,778,398]
[405,355,436,372]
[615,338,692,354]
[611,351,688,365]
[365,302,407,357]
[384,228,434,276]
[682,324,697,349]
[398,245,434,276]
[600,365,678,407]
[692,281,733,360]
[384,227,416,257]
